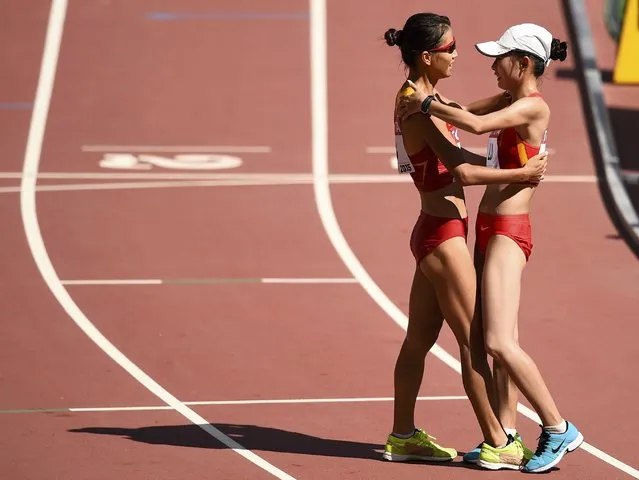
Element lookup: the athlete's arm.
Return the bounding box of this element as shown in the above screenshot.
[436,91,510,115]
[465,92,511,115]
[431,92,466,111]
[425,96,543,135]
[397,78,511,119]
[400,113,547,186]
[397,79,539,133]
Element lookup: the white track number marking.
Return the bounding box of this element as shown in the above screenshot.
[99,153,243,170]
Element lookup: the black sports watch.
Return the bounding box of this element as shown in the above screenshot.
[420,95,436,114]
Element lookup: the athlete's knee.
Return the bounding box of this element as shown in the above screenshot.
[458,347,480,392]
[470,341,489,370]
[458,342,473,365]
[403,328,439,355]
[484,334,517,362]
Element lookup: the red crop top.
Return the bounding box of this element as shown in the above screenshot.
[486,93,548,169]
[394,86,461,193]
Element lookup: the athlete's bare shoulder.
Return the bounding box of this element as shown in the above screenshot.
[397,81,416,100]
[433,91,464,110]
[514,93,550,117]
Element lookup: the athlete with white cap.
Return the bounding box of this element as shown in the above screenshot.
[475,23,556,67]
[397,23,583,473]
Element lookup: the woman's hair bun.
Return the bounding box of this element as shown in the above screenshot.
[384,28,403,47]
[550,38,568,61]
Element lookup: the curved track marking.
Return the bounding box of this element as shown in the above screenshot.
[309,0,639,478]
[19,1,294,478]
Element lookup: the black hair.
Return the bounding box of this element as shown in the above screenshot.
[550,38,568,61]
[384,13,451,68]
[513,37,568,77]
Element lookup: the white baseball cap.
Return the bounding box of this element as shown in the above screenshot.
[475,23,553,66]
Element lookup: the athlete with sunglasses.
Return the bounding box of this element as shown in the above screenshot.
[396,23,584,473]
[382,13,548,470]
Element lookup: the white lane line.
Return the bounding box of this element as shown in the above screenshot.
[366,146,557,155]
[2,179,312,194]
[1,172,309,180]
[62,279,163,285]
[0,395,468,413]
[0,171,596,181]
[68,395,468,412]
[19,2,293,479]
[61,278,357,286]
[81,145,271,153]
[0,173,598,195]
[261,278,357,284]
[186,395,467,405]
[309,1,639,478]
[542,175,597,182]
[71,405,174,412]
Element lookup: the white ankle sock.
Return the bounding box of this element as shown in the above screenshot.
[544,420,567,434]
[504,427,518,437]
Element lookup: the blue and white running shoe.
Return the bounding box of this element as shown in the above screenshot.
[523,421,583,473]
[462,443,482,464]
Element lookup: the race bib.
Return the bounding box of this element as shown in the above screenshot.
[395,133,415,174]
[539,130,548,154]
[486,130,500,168]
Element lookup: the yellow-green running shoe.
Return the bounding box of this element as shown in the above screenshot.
[383,429,457,462]
[463,433,533,465]
[477,437,525,470]
[516,434,535,462]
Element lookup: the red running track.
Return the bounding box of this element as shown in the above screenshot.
[1,1,638,479]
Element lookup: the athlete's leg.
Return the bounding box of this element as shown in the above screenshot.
[484,233,583,473]
[384,266,456,462]
[481,235,562,427]
[480,236,520,431]
[493,339,519,431]
[392,266,444,435]
[469,243,496,412]
[463,243,498,465]
[420,237,507,448]
[474,215,519,431]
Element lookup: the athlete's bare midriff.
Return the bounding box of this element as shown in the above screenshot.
[479,183,536,215]
[418,184,468,219]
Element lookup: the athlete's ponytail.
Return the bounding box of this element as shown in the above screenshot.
[550,38,568,61]
[384,28,403,47]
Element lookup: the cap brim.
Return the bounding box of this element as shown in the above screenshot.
[474,41,511,57]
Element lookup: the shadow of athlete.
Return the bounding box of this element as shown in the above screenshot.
[69,422,478,469]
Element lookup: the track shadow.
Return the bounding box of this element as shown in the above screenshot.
[68,423,481,469]
[553,66,639,174]
[553,0,639,254]
[555,66,639,230]
[609,105,639,226]
[608,106,639,172]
